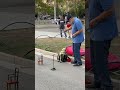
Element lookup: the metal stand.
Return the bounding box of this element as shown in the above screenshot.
[51,54,56,71]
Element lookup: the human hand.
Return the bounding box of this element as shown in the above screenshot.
[64,29,67,32]
[89,18,97,28]
[72,34,76,38]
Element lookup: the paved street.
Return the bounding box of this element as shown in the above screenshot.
[35,26,69,38]
[35,28,61,38]
[35,54,85,90]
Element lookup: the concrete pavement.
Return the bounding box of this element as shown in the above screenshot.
[35,54,85,90]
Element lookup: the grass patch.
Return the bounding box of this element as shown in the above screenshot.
[35,38,85,53]
[35,38,72,53]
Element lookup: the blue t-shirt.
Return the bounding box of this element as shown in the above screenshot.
[72,17,84,43]
[88,0,118,41]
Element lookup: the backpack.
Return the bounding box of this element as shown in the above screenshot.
[57,53,68,62]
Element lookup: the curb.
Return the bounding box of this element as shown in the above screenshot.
[35,48,58,61]
[35,48,85,63]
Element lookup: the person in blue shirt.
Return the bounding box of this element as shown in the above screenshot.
[64,15,84,66]
[87,0,118,90]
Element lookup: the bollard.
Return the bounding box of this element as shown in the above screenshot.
[51,54,56,71]
[41,55,43,65]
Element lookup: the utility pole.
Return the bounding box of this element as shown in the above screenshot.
[54,0,57,21]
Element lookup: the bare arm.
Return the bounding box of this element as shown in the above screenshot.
[90,7,114,28]
[72,29,83,37]
[95,7,113,22]
[64,26,72,32]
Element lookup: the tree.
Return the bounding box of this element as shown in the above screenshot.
[35,0,54,15]
[35,0,85,18]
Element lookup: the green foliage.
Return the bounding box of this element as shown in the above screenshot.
[77,1,85,17]
[68,0,85,18]
[35,0,54,15]
[35,0,85,17]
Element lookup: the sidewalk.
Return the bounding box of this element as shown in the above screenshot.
[35,54,85,90]
[35,48,120,90]
[35,48,85,90]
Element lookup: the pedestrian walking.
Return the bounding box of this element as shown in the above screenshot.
[58,15,67,38]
